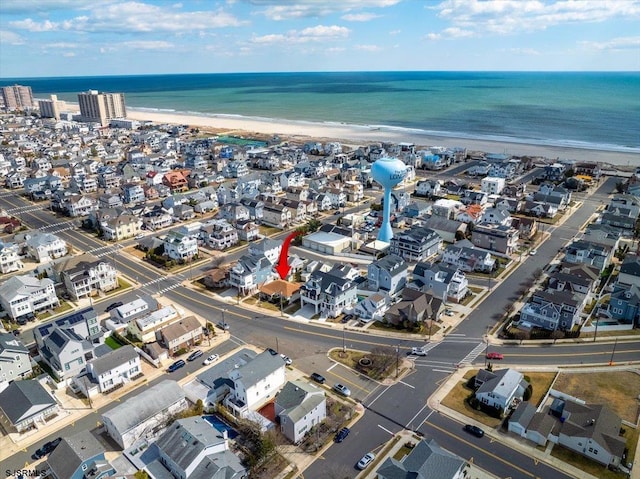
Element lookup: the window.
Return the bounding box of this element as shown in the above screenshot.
[82,464,88,471]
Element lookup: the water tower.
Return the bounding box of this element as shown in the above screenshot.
[371,157,407,242]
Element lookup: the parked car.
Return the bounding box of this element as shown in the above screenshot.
[486,352,504,360]
[280,354,292,365]
[12,329,20,336]
[341,314,354,323]
[334,210,341,215]
[357,452,376,470]
[187,350,203,362]
[529,249,538,256]
[409,347,427,356]
[310,372,326,384]
[105,301,123,312]
[16,317,27,326]
[167,360,186,372]
[335,427,350,443]
[333,383,351,397]
[134,233,144,239]
[464,424,485,438]
[217,321,230,331]
[32,437,62,459]
[267,348,278,356]
[203,354,219,365]
[444,309,454,316]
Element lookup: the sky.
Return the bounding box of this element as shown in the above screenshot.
[0,0,639,78]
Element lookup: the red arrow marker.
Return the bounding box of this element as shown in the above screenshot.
[275,231,302,280]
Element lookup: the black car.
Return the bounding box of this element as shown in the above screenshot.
[267,348,278,356]
[187,350,203,362]
[167,359,186,372]
[310,372,326,384]
[335,427,350,443]
[105,301,124,312]
[32,437,62,459]
[464,424,485,438]
[16,317,28,326]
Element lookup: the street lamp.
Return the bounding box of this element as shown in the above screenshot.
[395,344,400,378]
[342,325,346,353]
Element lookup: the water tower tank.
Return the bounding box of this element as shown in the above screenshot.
[371,157,407,242]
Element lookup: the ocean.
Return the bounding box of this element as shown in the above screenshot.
[3,71,640,152]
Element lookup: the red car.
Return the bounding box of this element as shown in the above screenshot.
[486,352,504,360]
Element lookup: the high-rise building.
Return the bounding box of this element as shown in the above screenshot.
[77,90,127,126]
[1,84,34,110]
[38,94,64,120]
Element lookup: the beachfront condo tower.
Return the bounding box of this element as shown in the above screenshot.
[38,95,64,120]
[78,90,127,126]
[1,84,34,111]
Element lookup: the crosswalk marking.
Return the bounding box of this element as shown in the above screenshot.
[458,342,487,366]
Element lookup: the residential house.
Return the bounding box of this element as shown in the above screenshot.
[412,261,469,303]
[0,241,24,273]
[249,238,282,264]
[523,200,558,218]
[534,184,572,210]
[353,292,390,322]
[66,195,99,217]
[455,203,485,225]
[582,223,623,249]
[127,306,179,343]
[367,254,408,297]
[0,380,58,433]
[461,189,488,206]
[377,439,468,479]
[163,230,198,262]
[609,283,640,325]
[150,416,246,479]
[442,241,495,273]
[511,216,538,240]
[225,160,249,178]
[403,200,431,219]
[299,264,359,318]
[101,214,143,241]
[472,223,519,254]
[158,315,203,356]
[275,380,326,444]
[24,232,68,262]
[564,240,613,270]
[0,275,59,321]
[143,208,173,230]
[262,204,292,228]
[239,198,265,221]
[519,290,583,331]
[280,198,307,223]
[575,162,602,179]
[389,226,442,262]
[554,399,627,468]
[61,259,118,300]
[78,345,142,395]
[481,176,506,195]
[508,402,556,446]
[421,216,467,244]
[201,219,239,250]
[98,193,123,209]
[224,350,286,417]
[47,430,115,479]
[480,207,512,226]
[122,183,146,204]
[162,170,189,192]
[548,263,599,296]
[101,379,187,449]
[432,199,463,220]
[172,204,196,221]
[236,219,260,242]
[494,197,522,214]
[220,202,250,224]
[474,368,529,412]
[542,163,566,181]
[97,167,121,189]
[230,254,275,296]
[0,332,32,382]
[415,179,442,198]
[384,288,443,327]
[109,296,156,324]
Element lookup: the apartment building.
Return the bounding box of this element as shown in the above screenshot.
[78,90,127,126]
[1,84,34,110]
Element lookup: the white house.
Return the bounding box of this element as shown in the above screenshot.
[275,380,326,444]
[475,368,529,411]
[0,275,59,321]
[0,332,32,384]
[79,345,142,395]
[163,230,198,261]
[481,177,506,195]
[25,232,68,262]
[0,241,24,274]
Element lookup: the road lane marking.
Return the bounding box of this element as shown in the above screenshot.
[398,380,415,389]
[367,386,390,407]
[432,369,455,373]
[377,424,394,435]
[326,363,338,372]
[407,402,431,429]
[282,325,402,348]
[325,369,371,393]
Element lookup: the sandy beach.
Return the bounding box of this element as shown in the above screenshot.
[122,108,639,169]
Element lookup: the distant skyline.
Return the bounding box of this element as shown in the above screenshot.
[1,0,639,78]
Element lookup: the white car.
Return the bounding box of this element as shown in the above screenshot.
[357,452,376,470]
[280,354,292,365]
[529,249,538,256]
[203,354,219,365]
[410,347,427,356]
[134,234,144,239]
[333,383,351,397]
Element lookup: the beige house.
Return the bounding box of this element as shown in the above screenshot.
[127,306,178,343]
[158,315,203,355]
[101,214,143,241]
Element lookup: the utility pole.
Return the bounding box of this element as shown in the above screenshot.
[593,317,599,342]
[342,325,346,353]
[395,344,400,378]
[609,338,618,366]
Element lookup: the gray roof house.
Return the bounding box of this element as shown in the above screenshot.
[377,438,468,479]
[389,226,442,262]
[47,430,114,479]
[0,379,58,433]
[367,254,408,297]
[101,379,188,449]
[275,380,327,444]
[0,332,32,382]
[474,368,529,412]
[76,344,142,395]
[149,416,246,479]
[299,264,359,318]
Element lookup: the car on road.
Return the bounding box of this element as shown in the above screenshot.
[409,347,427,356]
[167,359,186,372]
[334,427,350,443]
[280,354,292,365]
[333,383,351,397]
[267,348,278,355]
[464,424,485,438]
[357,452,376,470]
[334,210,341,215]
[105,301,123,312]
[32,437,62,459]
[310,372,326,384]
[12,329,20,336]
[203,354,219,365]
[486,352,504,360]
[187,350,203,362]
[217,321,230,331]
[134,233,144,239]
[529,249,538,255]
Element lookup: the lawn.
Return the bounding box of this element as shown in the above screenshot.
[552,371,640,424]
[368,320,439,337]
[524,372,557,407]
[328,348,402,381]
[441,373,502,428]
[105,336,123,350]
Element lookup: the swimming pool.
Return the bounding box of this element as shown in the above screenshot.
[202,414,238,439]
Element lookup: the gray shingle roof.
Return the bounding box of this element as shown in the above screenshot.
[232,350,285,390]
[47,430,105,479]
[89,344,138,378]
[376,439,465,479]
[0,380,56,425]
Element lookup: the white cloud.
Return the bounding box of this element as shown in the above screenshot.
[0,30,25,45]
[45,42,81,48]
[63,52,76,57]
[428,0,640,37]
[250,0,400,20]
[504,47,541,55]
[355,44,382,51]
[581,35,640,50]
[122,40,174,50]
[389,29,401,35]
[252,24,350,44]
[10,2,246,33]
[0,0,108,14]
[341,12,380,22]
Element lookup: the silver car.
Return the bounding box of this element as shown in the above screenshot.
[357,452,376,470]
[333,383,351,397]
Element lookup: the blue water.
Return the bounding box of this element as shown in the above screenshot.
[2,71,639,151]
[202,414,238,439]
